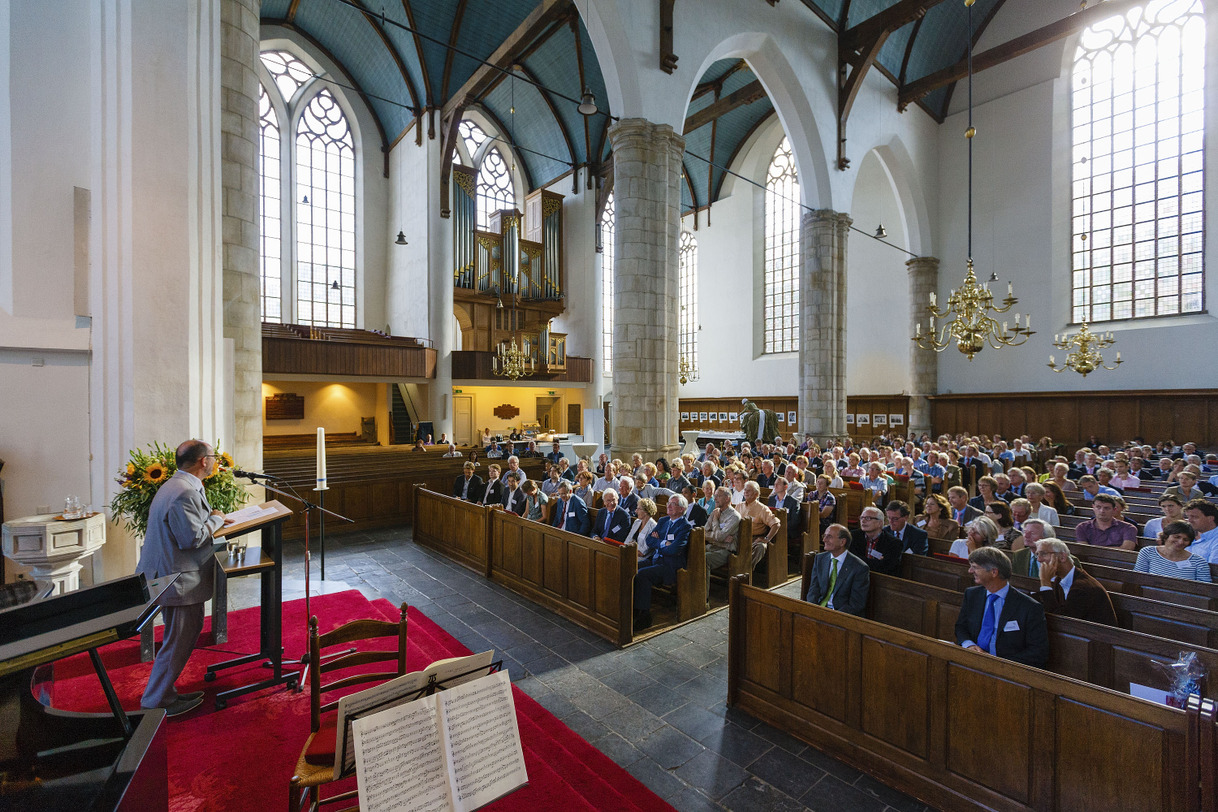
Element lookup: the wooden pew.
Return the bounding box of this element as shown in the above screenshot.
[864,568,1218,702]
[674,527,707,622]
[727,576,1203,812]
[758,508,789,588]
[901,552,1218,650]
[800,502,821,560]
[829,487,874,528]
[411,486,492,576]
[489,508,638,646]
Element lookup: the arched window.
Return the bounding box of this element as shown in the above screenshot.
[601,192,616,376]
[457,119,518,230]
[258,84,281,322]
[764,137,800,353]
[679,232,698,376]
[1071,0,1205,323]
[257,49,359,328]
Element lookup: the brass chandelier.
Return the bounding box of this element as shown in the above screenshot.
[1047,321,1121,377]
[492,293,534,381]
[678,356,699,385]
[912,0,1034,360]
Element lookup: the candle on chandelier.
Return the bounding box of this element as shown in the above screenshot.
[1116,352,1121,361]
[929,291,937,306]
[916,323,922,336]
[1049,355,1056,365]
[1008,281,1013,295]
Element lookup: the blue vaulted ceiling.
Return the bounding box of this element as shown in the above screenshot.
[263,0,1011,201]
[262,0,610,190]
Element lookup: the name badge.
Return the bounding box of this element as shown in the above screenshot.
[1003,620,1020,632]
[868,548,884,560]
[667,534,675,540]
[568,511,576,517]
[611,525,621,532]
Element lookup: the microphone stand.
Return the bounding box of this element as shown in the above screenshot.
[241,474,353,688]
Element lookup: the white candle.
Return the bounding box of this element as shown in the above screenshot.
[1049,355,1056,365]
[929,292,937,306]
[1008,281,1013,295]
[1116,351,1121,361]
[1003,321,1009,334]
[317,427,328,489]
[1026,314,1031,330]
[916,323,922,336]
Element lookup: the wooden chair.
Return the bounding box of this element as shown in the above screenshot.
[288,604,409,812]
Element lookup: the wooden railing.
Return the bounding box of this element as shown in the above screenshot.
[262,323,436,378]
[727,576,1203,811]
[411,487,493,576]
[451,351,592,382]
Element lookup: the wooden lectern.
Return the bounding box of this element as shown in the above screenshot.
[202,500,297,708]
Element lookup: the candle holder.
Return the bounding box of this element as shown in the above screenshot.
[1047,321,1122,377]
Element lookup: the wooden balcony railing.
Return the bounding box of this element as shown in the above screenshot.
[262,323,436,378]
[452,351,591,383]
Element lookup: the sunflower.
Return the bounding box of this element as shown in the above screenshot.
[218,452,234,469]
[144,462,169,485]
[126,462,136,478]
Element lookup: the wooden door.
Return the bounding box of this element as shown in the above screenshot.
[454,395,473,446]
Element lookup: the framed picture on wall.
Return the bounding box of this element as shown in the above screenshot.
[873,414,887,426]
[700,411,708,421]
[681,412,689,421]
[718,412,728,422]
[856,414,871,426]
[846,413,855,425]
[889,413,905,426]
[729,412,738,422]
[777,412,786,423]
[787,411,797,425]
[710,412,717,423]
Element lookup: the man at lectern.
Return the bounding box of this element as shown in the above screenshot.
[136,439,230,717]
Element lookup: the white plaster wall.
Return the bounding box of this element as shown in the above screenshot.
[847,150,912,395]
[546,173,597,417]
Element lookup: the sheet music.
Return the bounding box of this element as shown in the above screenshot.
[440,672,528,812]
[353,696,450,812]
[335,650,494,777]
[224,504,278,524]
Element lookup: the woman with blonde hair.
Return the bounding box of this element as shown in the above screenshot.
[949,516,1000,559]
[623,498,659,559]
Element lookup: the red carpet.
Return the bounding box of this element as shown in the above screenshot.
[49,590,673,812]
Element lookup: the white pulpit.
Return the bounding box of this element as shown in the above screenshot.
[2,512,106,593]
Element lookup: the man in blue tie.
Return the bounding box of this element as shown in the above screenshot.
[632,494,692,630]
[551,480,591,536]
[591,488,631,544]
[954,547,1048,667]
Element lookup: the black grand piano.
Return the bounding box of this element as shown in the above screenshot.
[0,574,172,811]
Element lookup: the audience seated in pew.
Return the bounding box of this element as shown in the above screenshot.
[1074,494,1138,550]
[767,477,803,546]
[521,480,547,521]
[954,547,1049,668]
[591,488,632,544]
[982,500,1024,551]
[551,480,591,536]
[804,523,869,615]
[736,482,780,567]
[502,471,527,515]
[809,475,837,534]
[947,486,982,529]
[633,495,693,631]
[1030,538,1118,626]
[479,464,504,506]
[1134,520,1212,581]
[452,461,484,502]
[1186,499,1218,562]
[1143,493,1185,540]
[850,506,903,576]
[1010,519,1057,579]
[680,485,709,528]
[914,492,960,543]
[623,498,659,558]
[704,487,742,596]
[949,516,1000,560]
[885,500,928,556]
[617,477,639,515]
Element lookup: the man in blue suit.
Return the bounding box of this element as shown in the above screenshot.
[885,500,928,556]
[633,494,692,630]
[552,480,591,536]
[954,547,1049,668]
[592,489,632,544]
[546,440,566,466]
[501,471,528,516]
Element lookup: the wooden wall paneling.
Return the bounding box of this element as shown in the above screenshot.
[789,614,850,723]
[859,638,930,760]
[944,665,1034,803]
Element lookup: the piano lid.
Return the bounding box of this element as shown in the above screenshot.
[0,574,174,678]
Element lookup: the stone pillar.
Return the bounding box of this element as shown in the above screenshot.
[608,119,684,459]
[906,256,940,439]
[798,209,852,442]
[221,0,262,471]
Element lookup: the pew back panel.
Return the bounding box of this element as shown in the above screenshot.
[728,578,1198,812]
[411,487,492,576]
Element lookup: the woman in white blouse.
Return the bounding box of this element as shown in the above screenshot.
[623,498,659,559]
[1022,483,1060,526]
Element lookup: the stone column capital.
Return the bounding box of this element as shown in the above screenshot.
[905,255,940,274]
[802,209,853,230]
[608,118,686,152]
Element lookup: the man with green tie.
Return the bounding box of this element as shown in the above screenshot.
[804,523,869,616]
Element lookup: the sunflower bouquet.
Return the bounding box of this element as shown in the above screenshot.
[110,441,248,537]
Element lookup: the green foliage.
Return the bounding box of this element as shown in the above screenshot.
[109,441,248,538]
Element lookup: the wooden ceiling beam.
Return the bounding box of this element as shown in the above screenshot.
[683,79,766,134]
[898,0,1145,109]
[442,0,573,119]
[841,0,946,54]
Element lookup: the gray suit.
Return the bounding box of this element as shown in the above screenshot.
[804,550,870,616]
[136,469,224,708]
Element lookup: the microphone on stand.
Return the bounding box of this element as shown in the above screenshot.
[233,469,278,482]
